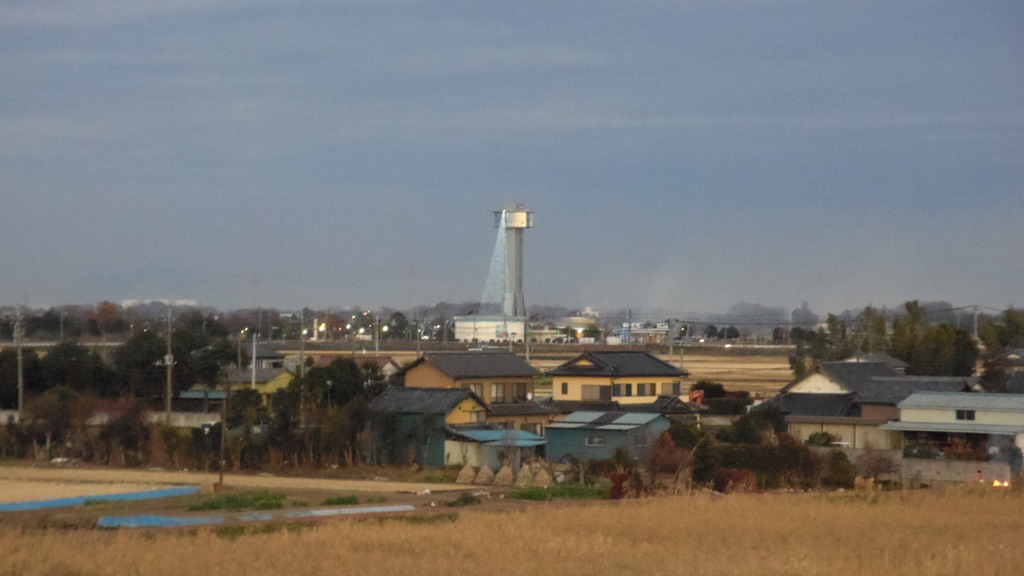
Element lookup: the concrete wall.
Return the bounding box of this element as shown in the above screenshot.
[901,458,1012,486]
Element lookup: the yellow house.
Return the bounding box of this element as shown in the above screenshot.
[403,352,554,435]
[547,351,689,405]
[223,367,295,401]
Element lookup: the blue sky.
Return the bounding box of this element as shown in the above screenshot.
[1,1,1021,317]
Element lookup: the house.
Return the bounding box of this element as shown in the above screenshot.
[758,362,975,449]
[996,348,1024,374]
[547,351,690,405]
[252,345,286,369]
[366,386,489,467]
[403,352,554,435]
[221,367,295,401]
[316,354,402,379]
[545,411,671,463]
[842,352,909,374]
[880,392,1024,481]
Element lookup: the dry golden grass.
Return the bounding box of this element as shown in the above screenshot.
[2,487,1021,576]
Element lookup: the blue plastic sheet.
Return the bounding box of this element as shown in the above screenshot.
[0,485,201,513]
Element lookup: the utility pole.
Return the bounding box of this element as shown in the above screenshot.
[15,306,24,422]
[165,306,173,424]
[298,310,305,378]
[251,329,257,390]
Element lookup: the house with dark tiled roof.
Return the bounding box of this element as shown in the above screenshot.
[403,352,554,435]
[547,350,690,405]
[842,352,910,374]
[366,386,489,467]
[757,362,975,449]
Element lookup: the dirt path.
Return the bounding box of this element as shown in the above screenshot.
[0,465,464,502]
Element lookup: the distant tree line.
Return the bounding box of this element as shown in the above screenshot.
[785,301,1023,380]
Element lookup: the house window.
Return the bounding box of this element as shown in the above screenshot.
[561,382,569,395]
[469,411,485,423]
[521,422,543,436]
[612,383,622,397]
[586,435,606,447]
[469,383,483,397]
[582,385,610,401]
[956,410,976,421]
[491,383,503,403]
[637,383,656,396]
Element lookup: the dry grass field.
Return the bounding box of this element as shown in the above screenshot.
[1,486,1021,576]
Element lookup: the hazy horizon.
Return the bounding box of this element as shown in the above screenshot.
[3,2,1021,316]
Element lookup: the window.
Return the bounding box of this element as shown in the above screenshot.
[956,410,976,421]
[469,410,485,423]
[469,383,483,397]
[624,383,633,397]
[561,382,569,395]
[582,385,611,401]
[586,435,606,447]
[521,422,543,436]
[638,383,656,396]
[612,383,622,397]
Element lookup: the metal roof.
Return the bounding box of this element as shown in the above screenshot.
[880,420,1024,436]
[547,411,664,431]
[450,429,547,446]
[898,392,1024,412]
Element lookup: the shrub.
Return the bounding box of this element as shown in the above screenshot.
[447,493,481,507]
[822,449,857,489]
[691,381,727,399]
[691,440,719,486]
[668,422,706,450]
[506,484,608,501]
[189,491,286,512]
[322,496,359,506]
[806,432,839,447]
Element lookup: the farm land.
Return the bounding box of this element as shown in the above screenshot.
[0,462,1022,576]
[7,347,1014,574]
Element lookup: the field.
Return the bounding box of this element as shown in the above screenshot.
[1,476,1021,576]
[332,346,795,398]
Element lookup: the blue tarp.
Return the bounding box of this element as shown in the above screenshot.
[99,504,417,528]
[0,486,201,513]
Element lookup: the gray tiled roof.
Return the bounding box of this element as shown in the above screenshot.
[857,377,974,405]
[488,402,558,417]
[546,351,686,378]
[411,352,540,379]
[367,386,484,415]
[843,353,909,370]
[619,396,706,415]
[1006,372,1024,394]
[759,393,859,417]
